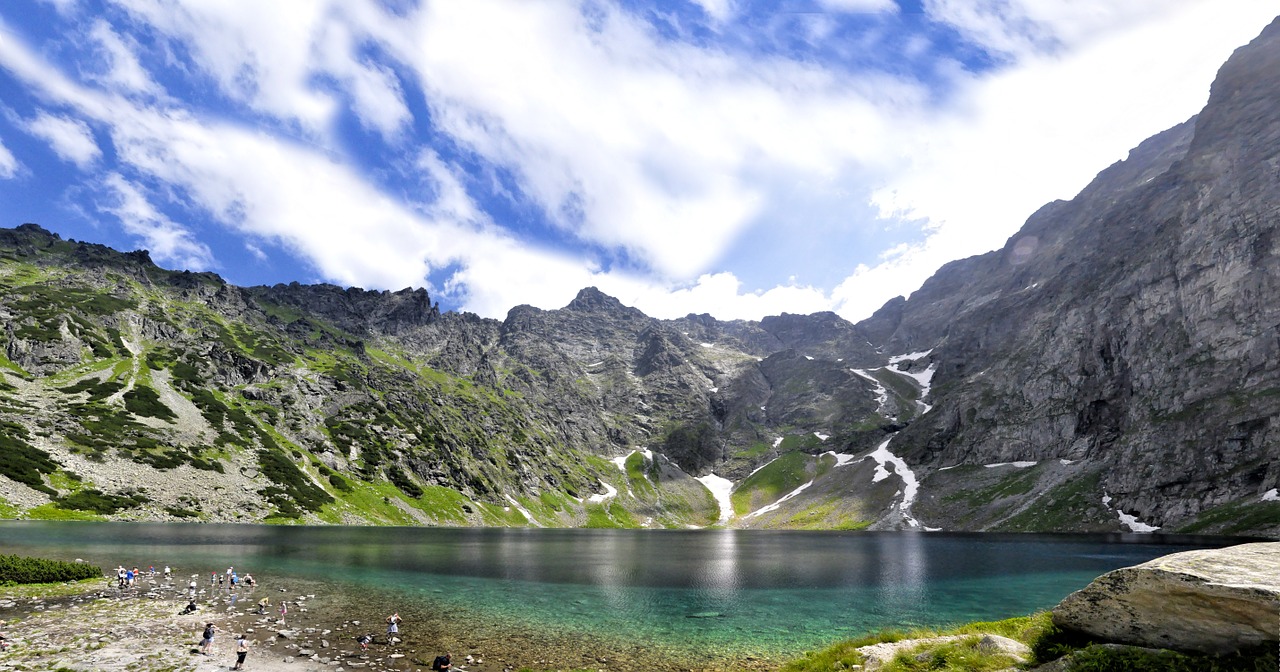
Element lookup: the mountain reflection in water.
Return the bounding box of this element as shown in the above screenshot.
[0,522,1234,662]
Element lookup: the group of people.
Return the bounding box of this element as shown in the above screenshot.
[198,622,249,670]
[210,566,256,589]
[113,564,174,589]
[350,613,449,670]
[163,566,448,671]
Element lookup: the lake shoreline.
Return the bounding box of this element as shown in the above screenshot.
[3,523,1238,671]
[0,573,780,672]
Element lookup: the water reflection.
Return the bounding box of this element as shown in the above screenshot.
[875,532,927,615]
[0,522,1235,658]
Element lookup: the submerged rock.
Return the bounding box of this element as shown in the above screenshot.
[1052,542,1280,654]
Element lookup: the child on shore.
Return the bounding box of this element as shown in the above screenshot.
[386,612,401,643]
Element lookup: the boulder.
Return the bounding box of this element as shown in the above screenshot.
[856,634,1029,669]
[1052,542,1280,654]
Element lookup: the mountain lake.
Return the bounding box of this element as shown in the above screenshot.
[0,522,1242,668]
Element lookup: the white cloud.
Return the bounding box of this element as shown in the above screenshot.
[108,0,410,140]
[24,111,101,168]
[405,1,918,280]
[0,136,18,178]
[1,3,1274,326]
[623,272,833,321]
[818,0,899,14]
[836,0,1279,321]
[88,19,160,94]
[688,0,734,23]
[39,0,77,15]
[98,173,216,269]
[925,0,1188,58]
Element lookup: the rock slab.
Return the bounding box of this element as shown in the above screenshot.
[1052,542,1280,654]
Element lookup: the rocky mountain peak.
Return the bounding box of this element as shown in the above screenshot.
[564,286,642,317]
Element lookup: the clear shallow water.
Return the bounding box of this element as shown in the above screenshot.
[0,522,1237,662]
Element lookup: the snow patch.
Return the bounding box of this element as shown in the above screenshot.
[804,355,814,360]
[1261,488,1278,502]
[587,480,619,503]
[984,461,1037,468]
[813,431,829,441]
[1059,459,1076,465]
[937,464,961,471]
[1117,509,1161,533]
[887,351,935,415]
[700,342,714,348]
[747,455,778,478]
[851,369,890,416]
[824,451,857,467]
[504,495,542,527]
[709,386,718,393]
[772,437,783,448]
[612,448,653,472]
[696,474,735,524]
[587,361,604,367]
[867,437,920,512]
[1102,492,1160,533]
[888,349,933,364]
[745,480,813,519]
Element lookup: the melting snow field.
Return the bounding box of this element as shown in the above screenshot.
[1102,494,1160,533]
[865,435,926,524]
[588,480,618,503]
[504,494,542,527]
[850,369,890,416]
[888,350,936,414]
[696,474,735,524]
[824,450,858,466]
[745,480,813,519]
[984,461,1038,468]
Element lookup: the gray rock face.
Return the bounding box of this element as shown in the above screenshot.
[875,16,1280,535]
[2,19,1279,532]
[1052,542,1280,654]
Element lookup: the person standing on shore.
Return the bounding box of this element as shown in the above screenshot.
[232,633,249,670]
[385,612,400,643]
[200,623,216,656]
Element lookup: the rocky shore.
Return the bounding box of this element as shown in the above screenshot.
[0,570,776,672]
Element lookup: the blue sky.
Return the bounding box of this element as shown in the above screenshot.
[0,1,1272,321]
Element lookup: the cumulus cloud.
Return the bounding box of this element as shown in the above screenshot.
[404,1,918,280]
[24,111,101,168]
[98,173,215,269]
[844,0,1280,320]
[0,2,1273,325]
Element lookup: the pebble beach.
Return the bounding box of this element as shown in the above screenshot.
[0,569,778,672]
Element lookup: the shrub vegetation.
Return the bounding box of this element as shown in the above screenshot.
[0,554,102,585]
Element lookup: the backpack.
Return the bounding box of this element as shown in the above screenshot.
[432,655,449,670]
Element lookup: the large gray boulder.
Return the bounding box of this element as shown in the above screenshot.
[1052,542,1280,654]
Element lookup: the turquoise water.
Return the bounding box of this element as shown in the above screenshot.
[0,522,1235,661]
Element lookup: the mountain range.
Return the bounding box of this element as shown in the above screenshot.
[1,17,1277,537]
